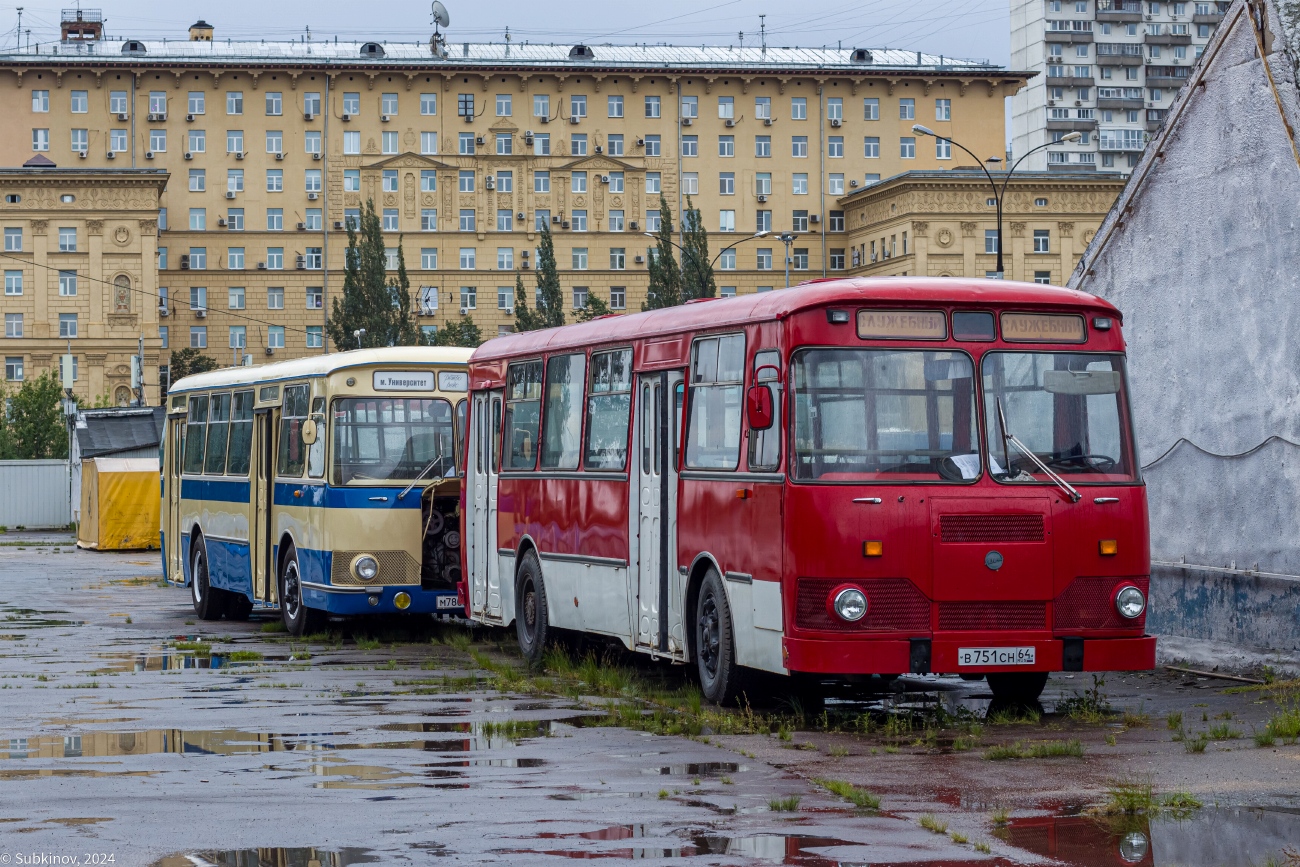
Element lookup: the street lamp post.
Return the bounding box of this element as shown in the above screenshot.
[641,230,770,296]
[911,125,1081,279]
[775,232,797,289]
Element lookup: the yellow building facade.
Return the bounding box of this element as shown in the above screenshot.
[841,170,1126,284]
[0,165,167,403]
[0,24,1029,367]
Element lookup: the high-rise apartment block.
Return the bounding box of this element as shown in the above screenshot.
[0,11,1028,374]
[1012,0,1227,172]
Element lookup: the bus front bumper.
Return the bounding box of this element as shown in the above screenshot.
[300,583,464,616]
[783,634,1157,676]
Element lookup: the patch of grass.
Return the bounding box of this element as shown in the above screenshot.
[260,621,286,633]
[1105,733,1117,746]
[1027,739,1084,758]
[480,719,548,740]
[769,795,801,812]
[984,743,1025,761]
[974,841,991,854]
[1104,776,1155,814]
[1255,728,1277,748]
[172,640,211,656]
[354,636,381,650]
[378,659,399,670]
[658,789,669,800]
[1166,711,1183,730]
[1161,791,1203,811]
[720,776,733,785]
[1122,709,1150,728]
[223,650,263,662]
[986,706,1042,726]
[952,737,976,752]
[1056,674,1112,723]
[1264,706,1300,744]
[919,814,948,834]
[124,616,132,624]
[1208,723,1242,740]
[884,745,899,754]
[812,778,880,810]
[990,808,1010,826]
[950,831,969,845]
[827,744,849,758]
[1184,732,1210,753]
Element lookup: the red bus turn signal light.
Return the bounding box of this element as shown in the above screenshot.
[863,540,883,557]
[1099,539,1118,556]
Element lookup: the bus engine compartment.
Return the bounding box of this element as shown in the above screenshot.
[421,493,462,591]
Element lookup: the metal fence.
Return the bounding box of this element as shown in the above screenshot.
[0,460,71,529]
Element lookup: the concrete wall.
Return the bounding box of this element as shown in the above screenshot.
[0,460,71,528]
[1069,1,1300,652]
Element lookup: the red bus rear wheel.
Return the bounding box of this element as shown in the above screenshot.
[987,671,1048,704]
[515,550,550,665]
[695,569,746,705]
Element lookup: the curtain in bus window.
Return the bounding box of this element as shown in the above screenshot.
[748,349,782,471]
[277,384,310,478]
[981,352,1134,482]
[307,397,326,478]
[585,349,633,470]
[203,393,232,475]
[226,390,254,476]
[686,334,745,470]
[790,349,977,481]
[541,353,587,469]
[331,397,455,484]
[183,395,209,475]
[505,361,543,469]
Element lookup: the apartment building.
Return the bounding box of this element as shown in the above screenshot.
[841,169,1126,283]
[1011,0,1227,172]
[0,12,1029,365]
[0,164,167,403]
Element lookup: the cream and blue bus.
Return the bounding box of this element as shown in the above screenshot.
[161,347,472,635]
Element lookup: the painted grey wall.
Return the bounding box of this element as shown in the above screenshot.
[1071,1,1300,582]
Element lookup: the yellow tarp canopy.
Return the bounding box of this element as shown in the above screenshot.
[77,457,160,551]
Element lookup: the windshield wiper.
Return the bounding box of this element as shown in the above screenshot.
[996,398,1080,503]
[397,433,450,500]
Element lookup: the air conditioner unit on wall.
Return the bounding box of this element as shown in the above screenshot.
[681,117,693,126]
[763,117,774,126]
[725,119,736,128]
[830,118,842,127]
[308,192,319,201]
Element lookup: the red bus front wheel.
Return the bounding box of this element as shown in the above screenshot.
[695,569,747,706]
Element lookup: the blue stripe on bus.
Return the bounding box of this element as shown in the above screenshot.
[271,482,423,510]
[206,537,253,597]
[181,478,253,503]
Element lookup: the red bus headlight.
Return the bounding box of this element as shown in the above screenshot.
[830,586,868,622]
[1114,584,1146,619]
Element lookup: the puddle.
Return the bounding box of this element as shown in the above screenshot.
[649,761,742,776]
[92,651,261,672]
[153,848,382,867]
[504,832,864,863]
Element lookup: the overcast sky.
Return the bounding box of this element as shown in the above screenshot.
[2,0,1012,66]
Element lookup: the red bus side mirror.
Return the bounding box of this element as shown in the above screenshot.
[746,385,774,431]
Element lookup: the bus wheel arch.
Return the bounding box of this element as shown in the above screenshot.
[684,552,722,664]
[277,535,321,637]
[189,529,225,621]
[513,544,549,665]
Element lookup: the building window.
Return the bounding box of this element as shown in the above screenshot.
[755,135,771,158]
[900,137,917,158]
[460,248,476,270]
[792,174,808,195]
[791,97,807,120]
[5,357,22,382]
[718,249,736,270]
[792,249,809,270]
[59,313,78,339]
[422,209,438,231]
[828,136,844,158]
[828,173,845,195]
[459,132,476,156]
[188,130,206,153]
[936,98,951,121]
[5,313,21,338]
[4,229,21,252]
[608,95,624,118]
[610,287,626,310]
[533,133,550,156]
[266,169,283,192]
[719,210,736,232]
[719,135,735,157]
[793,210,809,232]
[149,92,166,115]
[792,136,808,158]
[58,227,77,252]
[305,248,322,269]
[266,248,282,269]
[460,287,477,310]
[827,97,843,121]
[31,90,49,112]
[681,95,698,118]
[719,172,735,195]
[229,325,246,349]
[864,98,880,120]
[534,171,550,193]
[306,326,323,348]
[682,173,699,195]
[682,136,698,157]
[267,209,283,231]
[535,211,551,232]
[645,134,661,156]
[645,95,661,118]
[756,248,773,270]
[226,208,244,231]
[1033,229,1051,253]
[58,270,77,296]
[985,230,1000,254]
[4,271,21,295]
[936,138,951,160]
[572,287,588,310]
[609,210,625,232]
[830,249,845,270]
[421,248,439,270]
[757,210,772,232]
[459,210,476,232]
[31,128,49,151]
[228,286,245,309]
[267,326,284,349]
[382,131,399,154]
[383,169,400,193]
[899,98,916,120]
[572,248,588,270]
[721,286,738,297]
[228,248,243,269]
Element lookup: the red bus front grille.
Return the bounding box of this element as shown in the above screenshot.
[938,601,1046,631]
[1054,576,1149,631]
[940,514,1045,543]
[795,578,930,632]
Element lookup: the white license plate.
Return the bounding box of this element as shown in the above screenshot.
[958,646,1036,667]
[435,595,461,610]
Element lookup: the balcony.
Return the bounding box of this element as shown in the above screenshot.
[1097,53,1145,66]
[1097,97,1145,110]
[1146,108,1168,132]
[1045,75,1097,88]
[1146,74,1191,88]
[1046,29,1094,43]
[1145,32,1193,45]
[1193,12,1223,23]
[1047,119,1099,131]
[1048,160,1097,171]
[1096,1,1142,23]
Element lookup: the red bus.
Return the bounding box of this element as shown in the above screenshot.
[459,277,1155,704]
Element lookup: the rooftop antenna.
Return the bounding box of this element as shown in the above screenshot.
[15,8,21,51]
[759,14,766,52]
[431,0,450,56]
[738,30,743,49]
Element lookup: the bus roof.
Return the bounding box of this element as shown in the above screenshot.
[169,346,474,394]
[470,277,1119,362]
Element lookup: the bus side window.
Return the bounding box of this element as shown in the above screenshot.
[204,392,232,476]
[277,384,310,478]
[227,390,255,476]
[455,399,468,476]
[307,397,326,479]
[748,350,781,472]
[673,382,684,469]
[491,396,502,474]
[183,395,209,475]
[504,361,543,469]
[685,334,746,470]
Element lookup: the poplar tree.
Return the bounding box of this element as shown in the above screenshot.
[327,200,418,349]
[433,316,483,347]
[574,292,612,322]
[681,196,717,301]
[533,225,566,329]
[391,241,419,346]
[513,272,542,332]
[643,194,682,310]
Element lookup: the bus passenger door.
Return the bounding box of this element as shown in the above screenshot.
[469,391,502,620]
[164,418,184,583]
[634,371,682,654]
[251,410,274,602]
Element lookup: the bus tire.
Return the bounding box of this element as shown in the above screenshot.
[515,550,550,665]
[695,569,746,706]
[278,544,322,637]
[190,535,225,622]
[987,671,1049,704]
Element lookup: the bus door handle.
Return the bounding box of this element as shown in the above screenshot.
[1093,497,1119,504]
[853,497,882,504]
[369,496,389,502]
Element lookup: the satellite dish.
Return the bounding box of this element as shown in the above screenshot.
[432,1,450,29]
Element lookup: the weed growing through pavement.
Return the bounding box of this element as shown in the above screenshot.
[984,740,1083,760]
[950,831,969,844]
[974,841,992,854]
[769,795,801,812]
[812,778,880,810]
[1184,732,1210,753]
[1103,776,1155,813]
[1166,711,1183,730]
[1208,722,1242,740]
[919,814,948,834]
[1056,674,1113,723]
[990,808,1010,826]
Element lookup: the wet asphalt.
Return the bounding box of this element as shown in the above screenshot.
[1,534,1298,866]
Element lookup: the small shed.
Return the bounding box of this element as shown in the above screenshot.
[71,407,163,523]
[77,457,160,551]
